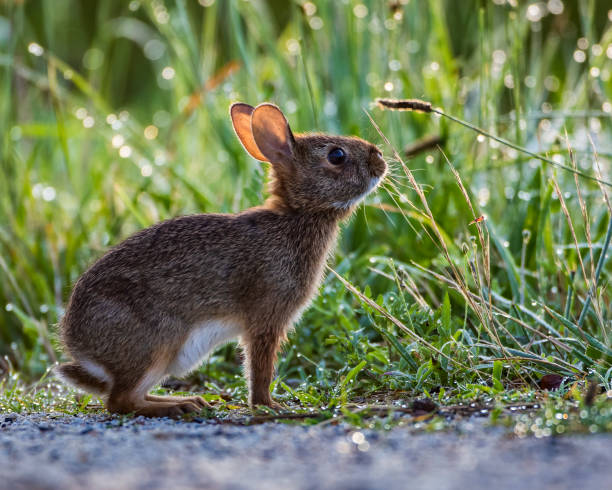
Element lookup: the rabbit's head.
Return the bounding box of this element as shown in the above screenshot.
[231,103,387,214]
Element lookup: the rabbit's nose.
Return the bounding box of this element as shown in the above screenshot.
[369,151,387,177]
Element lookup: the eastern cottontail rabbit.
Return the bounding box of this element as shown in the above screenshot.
[57,103,387,417]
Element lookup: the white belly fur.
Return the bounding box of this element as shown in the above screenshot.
[168,319,242,377]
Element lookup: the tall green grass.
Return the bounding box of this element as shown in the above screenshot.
[1,0,611,403]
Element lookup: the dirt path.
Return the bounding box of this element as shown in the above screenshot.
[1,413,610,489]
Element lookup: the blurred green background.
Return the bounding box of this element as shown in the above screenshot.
[1,0,611,399]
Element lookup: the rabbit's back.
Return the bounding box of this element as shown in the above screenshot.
[62,209,337,342]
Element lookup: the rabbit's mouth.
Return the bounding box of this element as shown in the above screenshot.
[368,174,383,191]
[332,175,383,210]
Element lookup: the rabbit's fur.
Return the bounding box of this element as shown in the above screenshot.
[57,103,387,417]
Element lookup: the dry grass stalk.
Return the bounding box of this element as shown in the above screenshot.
[551,176,591,296]
[376,98,433,113]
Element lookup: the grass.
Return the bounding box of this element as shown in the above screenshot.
[1,0,612,433]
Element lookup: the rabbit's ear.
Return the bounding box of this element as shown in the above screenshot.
[251,104,295,164]
[230,103,269,161]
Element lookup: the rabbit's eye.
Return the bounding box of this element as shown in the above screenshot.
[328,148,346,165]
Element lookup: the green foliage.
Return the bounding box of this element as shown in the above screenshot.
[0,0,611,419]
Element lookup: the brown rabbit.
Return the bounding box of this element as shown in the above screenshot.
[57,103,387,417]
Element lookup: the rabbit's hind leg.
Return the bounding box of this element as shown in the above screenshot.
[106,361,202,417]
[145,394,210,409]
[108,395,202,417]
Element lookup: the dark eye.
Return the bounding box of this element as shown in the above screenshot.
[327,148,346,165]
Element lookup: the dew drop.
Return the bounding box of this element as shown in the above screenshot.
[28,42,44,56]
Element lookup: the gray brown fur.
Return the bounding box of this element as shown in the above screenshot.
[57,103,387,417]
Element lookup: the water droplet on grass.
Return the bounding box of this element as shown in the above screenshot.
[144,39,165,60]
[111,134,125,148]
[119,145,132,159]
[144,125,158,140]
[28,42,44,56]
[309,17,323,30]
[83,48,104,70]
[353,4,368,18]
[161,66,175,80]
[42,186,56,201]
[573,50,586,63]
[303,2,317,16]
[141,164,153,177]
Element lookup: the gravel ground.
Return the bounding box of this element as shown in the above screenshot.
[1,412,611,490]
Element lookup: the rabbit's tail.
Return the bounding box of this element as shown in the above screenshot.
[55,361,112,395]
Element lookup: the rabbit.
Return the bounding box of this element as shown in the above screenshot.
[56,102,387,417]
